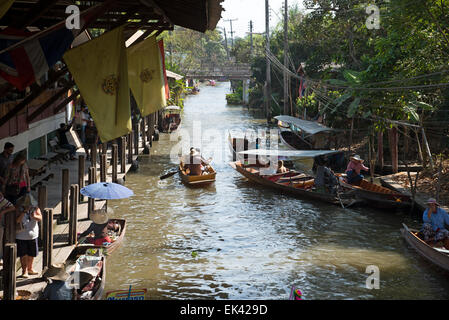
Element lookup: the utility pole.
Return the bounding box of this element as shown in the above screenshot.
[222,27,229,59]
[265,0,272,122]
[224,18,238,50]
[283,0,289,115]
[249,20,253,57]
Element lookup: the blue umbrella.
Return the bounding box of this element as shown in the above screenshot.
[80,182,134,200]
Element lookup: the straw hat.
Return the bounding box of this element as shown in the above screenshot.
[90,210,109,224]
[427,198,440,206]
[43,263,70,281]
[16,194,37,208]
[350,155,364,162]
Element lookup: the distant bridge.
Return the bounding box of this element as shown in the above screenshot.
[183,63,252,80]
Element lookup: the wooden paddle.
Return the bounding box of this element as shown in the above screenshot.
[160,169,180,180]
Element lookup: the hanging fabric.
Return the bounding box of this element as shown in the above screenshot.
[63,25,131,143]
[127,35,166,116]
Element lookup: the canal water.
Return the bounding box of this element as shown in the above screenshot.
[105,82,449,300]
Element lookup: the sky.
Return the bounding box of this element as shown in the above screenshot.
[218,0,305,39]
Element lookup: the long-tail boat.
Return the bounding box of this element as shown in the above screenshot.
[401,224,449,272]
[338,176,412,209]
[230,149,359,207]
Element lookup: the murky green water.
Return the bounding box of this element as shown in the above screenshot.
[104,82,449,300]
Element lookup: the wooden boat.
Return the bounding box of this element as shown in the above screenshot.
[401,223,449,272]
[40,246,106,300]
[279,129,311,150]
[78,219,127,255]
[230,161,357,207]
[339,177,412,209]
[179,160,216,186]
[161,106,181,133]
[275,116,336,150]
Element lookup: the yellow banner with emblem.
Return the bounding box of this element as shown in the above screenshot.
[127,35,166,117]
[0,0,15,20]
[63,25,131,143]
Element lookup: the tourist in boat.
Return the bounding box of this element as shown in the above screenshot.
[40,263,73,300]
[184,148,209,176]
[421,198,449,249]
[78,210,112,246]
[277,160,289,174]
[345,155,369,185]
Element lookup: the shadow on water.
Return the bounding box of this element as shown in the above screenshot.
[104,82,449,300]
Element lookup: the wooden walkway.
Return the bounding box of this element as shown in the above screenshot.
[0,143,144,299]
[380,172,449,212]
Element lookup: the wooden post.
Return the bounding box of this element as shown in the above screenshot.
[112,144,118,183]
[100,154,107,182]
[377,130,384,173]
[60,168,69,223]
[389,127,399,174]
[88,167,95,217]
[422,127,434,170]
[133,122,139,155]
[128,132,133,164]
[120,137,126,173]
[3,243,16,300]
[37,185,47,247]
[42,208,53,270]
[4,211,16,244]
[141,117,146,147]
[68,184,79,245]
[78,155,85,203]
[91,143,97,171]
[244,138,248,162]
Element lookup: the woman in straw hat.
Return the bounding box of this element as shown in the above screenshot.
[40,263,73,300]
[15,194,41,278]
[345,154,369,185]
[421,198,449,249]
[78,210,112,246]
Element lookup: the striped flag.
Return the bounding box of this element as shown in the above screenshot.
[0,7,96,90]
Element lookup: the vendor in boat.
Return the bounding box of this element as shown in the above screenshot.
[345,155,369,185]
[277,160,289,174]
[315,157,338,194]
[421,198,449,249]
[184,148,209,176]
[78,210,112,246]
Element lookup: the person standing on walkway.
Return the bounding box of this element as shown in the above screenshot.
[0,192,15,266]
[15,194,42,278]
[80,105,90,145]
[58,123,77,160]
[421,198,449,249]
[3,152,30,204]
[0,142,14,191]
[85,120,98,161]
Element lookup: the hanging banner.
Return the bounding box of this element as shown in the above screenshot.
[127,35,166,116]
[158,39,170,100]
[63,25,131,142]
